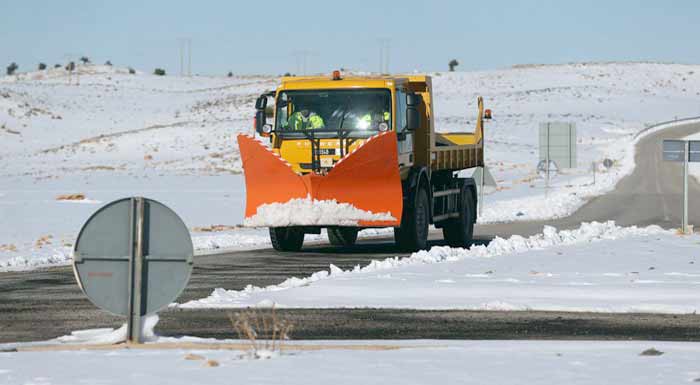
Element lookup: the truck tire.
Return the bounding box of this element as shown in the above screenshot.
[394,187,429,251]
[269,227,304,252]
[328,227,359,247]
[442,186,475,248]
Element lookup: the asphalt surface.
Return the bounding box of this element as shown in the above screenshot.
[2,123,700,343]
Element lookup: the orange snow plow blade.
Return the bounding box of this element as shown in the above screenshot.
[237,132,403,227]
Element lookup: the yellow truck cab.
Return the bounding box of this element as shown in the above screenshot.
[242,70,488,252]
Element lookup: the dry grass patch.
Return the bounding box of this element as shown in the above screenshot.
[34,235,53,248]
[0,244,17,252]
[228,305,293,359]
[56,193,86,201]
[204,359,219,367]
[184,353,205,361]
[192,224,241,232]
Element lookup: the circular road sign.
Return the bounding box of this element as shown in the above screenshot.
[73,197,193,317]
[536,159,559,179]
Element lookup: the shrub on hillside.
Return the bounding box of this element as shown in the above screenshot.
[105,60,112,66]
[227,71,233,77]
[153,68,166,76]
[54,64,61,69]
[448,59,459,72]
[128,67,136,74]
[80,56,90,64]
[6,62,18,75]
[38,63,47,70]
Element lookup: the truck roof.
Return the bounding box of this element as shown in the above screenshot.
[279,73,431,90]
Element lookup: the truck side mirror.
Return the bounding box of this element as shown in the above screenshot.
[255,95,268,110]
[255,110,266,134]
[406,93,422,130]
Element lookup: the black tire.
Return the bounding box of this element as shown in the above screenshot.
[269,227,304,252]
[442,186,475,248]
[328,227,359,247]
[394,187,430,251]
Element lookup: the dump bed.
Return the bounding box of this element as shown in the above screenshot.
[406,75,485,173]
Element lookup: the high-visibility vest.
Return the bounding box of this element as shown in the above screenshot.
[289,111,324,130]
[358,111,390,128]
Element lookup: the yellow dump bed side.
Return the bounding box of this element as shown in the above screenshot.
[404,75,484,172]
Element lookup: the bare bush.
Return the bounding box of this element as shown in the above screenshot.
[228,305,293,359]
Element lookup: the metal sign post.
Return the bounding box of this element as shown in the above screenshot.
[73,197,194,344]
[472,167,497,217]
[539,122,577,196]
[663,140,699,234]
[127,197,145,343]
[683,141,689,233]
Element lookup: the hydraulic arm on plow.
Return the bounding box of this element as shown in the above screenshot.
[238,71,489,252]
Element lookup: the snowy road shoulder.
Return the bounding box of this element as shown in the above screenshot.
[3,340,700,385]
[180,221,700,313]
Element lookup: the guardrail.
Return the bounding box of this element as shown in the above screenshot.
[634,116,700,140]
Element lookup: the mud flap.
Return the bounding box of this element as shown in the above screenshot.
[237,132,403,227]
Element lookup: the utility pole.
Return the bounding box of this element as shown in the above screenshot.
[178,39,184,76]
[187,39,192,76]
[292,50,313,75]
[378,38,390,74]
[178,38,192,76]
[683,140,689,233]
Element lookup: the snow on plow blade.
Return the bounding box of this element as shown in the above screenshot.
[237,131,403,227]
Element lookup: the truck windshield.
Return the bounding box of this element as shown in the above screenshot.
[275,89,391,134]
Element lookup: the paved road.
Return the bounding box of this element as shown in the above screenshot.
[1,123,699,343]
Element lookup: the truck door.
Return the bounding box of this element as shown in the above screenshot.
[395,89,413,167]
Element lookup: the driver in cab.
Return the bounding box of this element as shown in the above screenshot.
[289,109,325,130]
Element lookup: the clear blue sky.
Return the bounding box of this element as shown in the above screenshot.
[2,0,699,75]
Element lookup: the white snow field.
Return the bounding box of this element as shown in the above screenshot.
[3,340,700,385]
[2,62,700,270]
[182,221,700,313]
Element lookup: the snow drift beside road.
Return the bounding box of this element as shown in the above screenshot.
[180,221,700,313]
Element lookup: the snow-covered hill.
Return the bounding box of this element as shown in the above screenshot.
[1,62,699,270]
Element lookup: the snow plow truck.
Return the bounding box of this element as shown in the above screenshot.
[238,71,489,252]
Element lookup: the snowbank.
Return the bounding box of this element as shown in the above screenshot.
[243,197,396,227]
[179,221,698,312]
[52,315,159,345]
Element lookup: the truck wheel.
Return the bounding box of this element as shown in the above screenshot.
[328,227,359,247]
[269,227,304,252]
[442,186,475,248]
[394,187,429,251]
